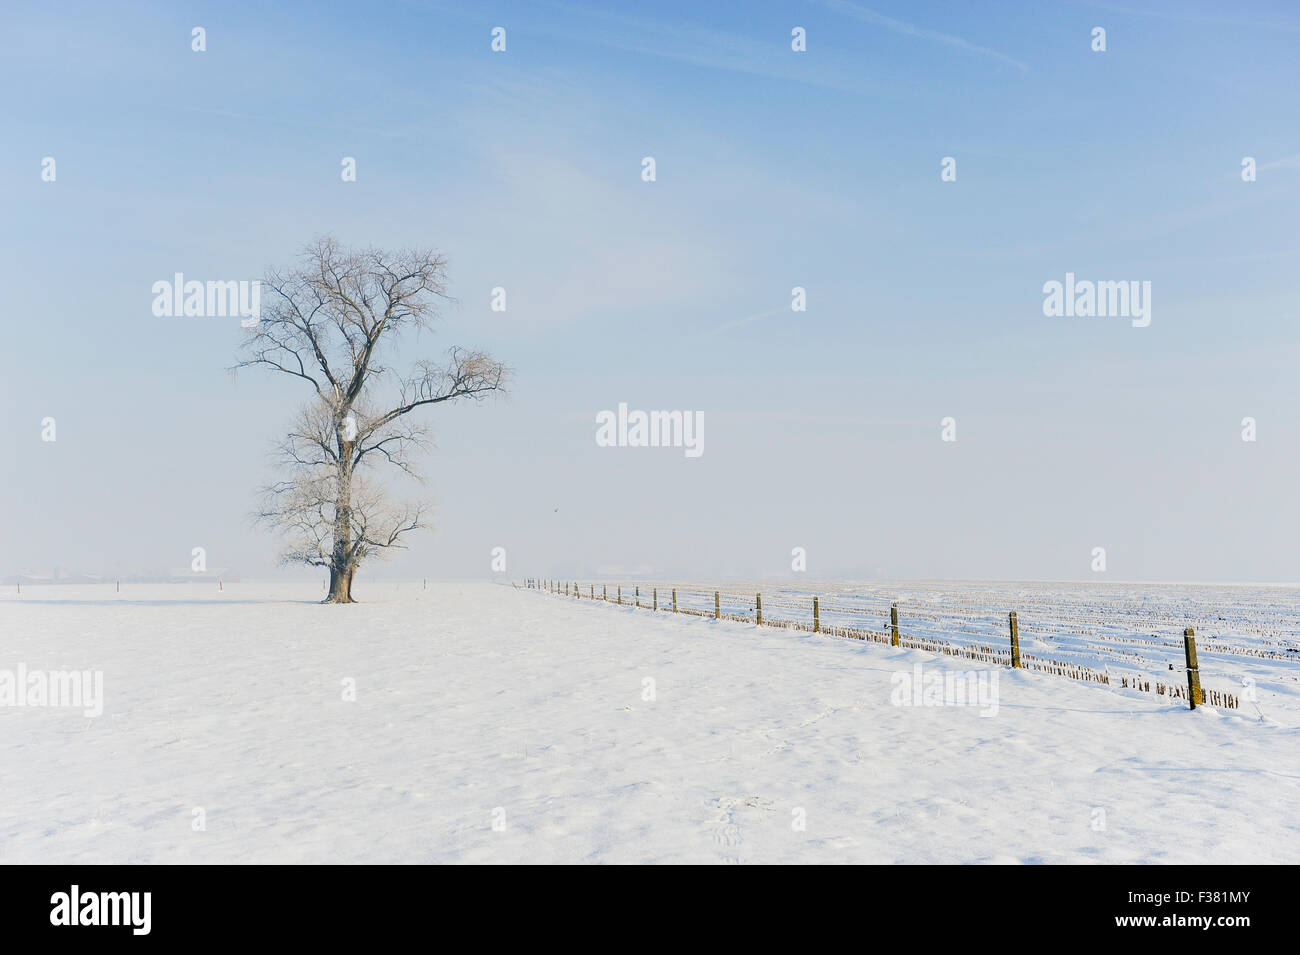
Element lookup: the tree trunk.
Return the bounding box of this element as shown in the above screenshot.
[324,444,357,603]
[325,564,356,603]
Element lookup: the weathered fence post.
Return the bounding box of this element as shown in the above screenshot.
[756,593,762,625]
[618,586,622,606]
[813,596,819,633]
[603,584,607,601]
[672,588,677,612]
[635,586,640,609]
[1009,611,1021,668]
[653,588,657,611]
[1184,627,1203,710]
[890,602,900,646]
[715,591,720,619]
[590,585,594,599]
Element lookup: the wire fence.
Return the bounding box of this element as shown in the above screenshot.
[524,578,1243,710]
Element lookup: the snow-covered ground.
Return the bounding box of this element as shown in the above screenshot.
[646,580,1300,722]
[1,581,1297,863]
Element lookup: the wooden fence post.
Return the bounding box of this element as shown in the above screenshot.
[813,596,819,633]
[590,585,594,599]
[618,586,622,606]
[653,588,657,611]
[1009,611,1021,668]
[635,586,640,609]
[756,593,762,625]
[1184,627,1203,710]
[672,588,677,612]
[890,602,900,646]
[715,591,720,619]
[603,584,607,601]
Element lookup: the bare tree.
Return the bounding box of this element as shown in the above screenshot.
[234,237,508,602]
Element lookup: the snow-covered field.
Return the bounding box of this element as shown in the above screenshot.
[639,580,1300,722]
[2,581,1297,864]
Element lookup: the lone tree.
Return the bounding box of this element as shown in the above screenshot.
[235,237,508,602]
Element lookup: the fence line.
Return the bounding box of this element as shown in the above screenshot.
[523,578,1238,711]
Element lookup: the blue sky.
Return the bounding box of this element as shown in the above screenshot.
[2,0,1299,583]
